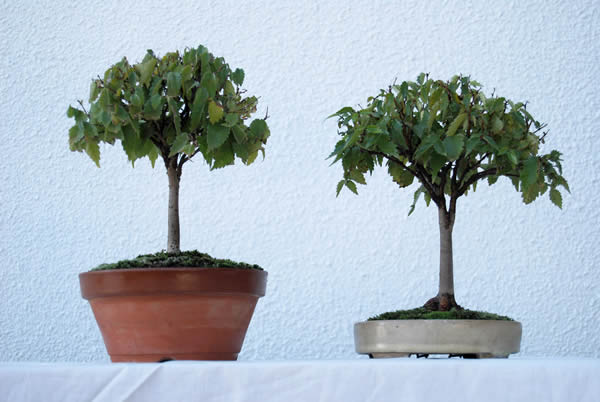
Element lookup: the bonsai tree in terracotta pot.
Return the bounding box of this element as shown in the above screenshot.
[67,45,270,362]
[329,74,568,358]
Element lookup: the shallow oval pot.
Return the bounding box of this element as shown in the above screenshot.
[80,267,267,362]
[354,320,522,358]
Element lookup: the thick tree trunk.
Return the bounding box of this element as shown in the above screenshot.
[424,207,462,311]
[167,161,181,253]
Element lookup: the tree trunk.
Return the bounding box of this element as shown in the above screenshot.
[167,161,181,253]
[424,207,462,311]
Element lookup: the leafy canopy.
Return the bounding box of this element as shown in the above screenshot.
[329,74,568,213]
[67,45,270,170]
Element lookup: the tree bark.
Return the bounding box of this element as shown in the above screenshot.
[438,207,454,297]
[167,161,181,253]
[424,206,462,311]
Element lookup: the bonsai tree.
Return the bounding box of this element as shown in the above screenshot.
[329,74,568,312]
[67,45,270,254]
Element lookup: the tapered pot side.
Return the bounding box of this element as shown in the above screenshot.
[354,320,522,358]
[80,268,267,362]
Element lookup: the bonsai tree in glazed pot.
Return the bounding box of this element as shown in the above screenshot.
[329,74,568,358]
[67,45,270,362]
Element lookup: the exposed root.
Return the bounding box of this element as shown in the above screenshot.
[423,293,463,311]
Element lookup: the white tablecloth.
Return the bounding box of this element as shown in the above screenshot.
[1,359,598,402]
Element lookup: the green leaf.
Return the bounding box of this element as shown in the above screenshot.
[377,137,398,156]
[465,136,481,155]
[89,81,100,102]
[388,162,414,187]
[208,100,224,124]
[389,120,407,149]
[366,125,385,134]
[521,156,538,187]
[424,191,431,206]
[166,72,182,96]
[483,135,499,150]
[232,125,247,143]
[121,125,141,162]
[150,94,162,109]
[99,110,112,126]
[433,139,446,156]
[136,58,157,86]
[169,132,189,157]
[414,138,434,161]
[200,71,217,97]
[207,124,230,150]
[98,88,111,107]
[143,97,162,121]
[249,119,269,139]
[232,142,249,161]
[211,141,235,169]
[68,124,84,143]
[443,134,464,160]
[349,171,366,185]
[224,80,235,95]
[85,141,100,167]
[148,144,159,168]
[429,152,447,178]
[549,188,562,209]
[557,176,570,193]
[507,150,518,166]
[167,98,181,135]
[346,180,358,195]
[408,186,425,215]
[446,112,467,136]
[491,116,504,133]
[336,180,345,196]
[131,87,145,107]
[231,68,245,86]
[190,88,208,131]
[224,113,239,127]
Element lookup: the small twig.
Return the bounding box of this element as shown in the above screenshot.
[77,100,89,115]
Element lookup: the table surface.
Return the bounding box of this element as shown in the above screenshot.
[1,358,599,402]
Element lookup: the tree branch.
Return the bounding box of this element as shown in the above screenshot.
[387,87,412,151]
[456,168,498,196]
[178,149,201,170]
[77,100,89,115]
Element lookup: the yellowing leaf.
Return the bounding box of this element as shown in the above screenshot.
[208,100,224,124]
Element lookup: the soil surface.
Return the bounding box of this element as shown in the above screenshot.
[91,250,263,271]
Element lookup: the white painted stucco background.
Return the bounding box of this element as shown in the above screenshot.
[1,0,599,362]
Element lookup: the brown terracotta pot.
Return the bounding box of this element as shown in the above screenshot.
[80,267,267,362]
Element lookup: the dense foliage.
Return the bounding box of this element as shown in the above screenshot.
[329,74,568,213]
[67,45,271,255]
[369,307,513,321]
[67,45,270,170]
[92,250,263,271]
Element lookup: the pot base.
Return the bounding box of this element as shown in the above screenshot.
[355,320,521,359]
[368,352,509,359]
[111,352,238,362]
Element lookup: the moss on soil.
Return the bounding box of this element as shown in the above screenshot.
[368,307,513,321]
[91,250,263,271]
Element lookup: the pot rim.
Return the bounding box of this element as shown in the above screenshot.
[79,266,267,300]
[356,319,521,324]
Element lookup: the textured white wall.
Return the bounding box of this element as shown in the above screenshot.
[1,0,599,362]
